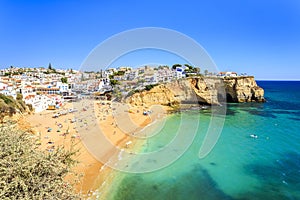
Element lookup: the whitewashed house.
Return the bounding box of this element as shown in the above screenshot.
[175,67,185,79]
[0,83,17,99]
[56,81,69,94]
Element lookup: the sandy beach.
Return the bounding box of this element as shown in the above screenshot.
[23,99,168,197]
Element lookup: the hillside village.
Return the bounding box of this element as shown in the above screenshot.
[0,64,243,113]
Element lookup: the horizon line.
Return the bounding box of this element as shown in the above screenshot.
[257,79,300,81]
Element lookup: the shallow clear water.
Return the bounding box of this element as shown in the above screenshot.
[104,81,300,200]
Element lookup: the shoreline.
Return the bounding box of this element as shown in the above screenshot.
[20,100,169,198]
[96,107,170,200]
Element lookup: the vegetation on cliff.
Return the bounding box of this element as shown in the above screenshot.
[0,94,32,122]
[0,124,81,199]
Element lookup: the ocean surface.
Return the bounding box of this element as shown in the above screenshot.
[102,81,300,200]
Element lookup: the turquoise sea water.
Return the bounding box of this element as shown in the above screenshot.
[105,81,300,200]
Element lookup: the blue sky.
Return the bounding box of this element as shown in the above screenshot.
[0,0,300,80]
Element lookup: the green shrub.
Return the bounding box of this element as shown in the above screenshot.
[145,84,158,91]
[0,94,14,105]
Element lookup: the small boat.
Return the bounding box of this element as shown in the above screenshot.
[52,114,59,118]
[250,134,258,139]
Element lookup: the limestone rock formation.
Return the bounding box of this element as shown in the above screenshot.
[126,76,265,107]
[223,76,265,103]
[126,84,178,106]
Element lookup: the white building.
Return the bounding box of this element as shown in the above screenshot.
[218,72,238,77]
[0,82,8,90]
[175,67,185,79]
[0,83,17,99]
[20,85,36,98]
[226,72,238,77]
[56,82,69,94]
[24,95,63,113]
[98,78,110,91]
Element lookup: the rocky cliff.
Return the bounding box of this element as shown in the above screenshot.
[126,76,265,107]
[223,76,265,103]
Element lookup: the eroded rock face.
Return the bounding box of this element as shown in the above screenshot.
[189,77,223,105]
[126,76,265,107]
[223,76,265,103]
[126,84,178,106]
